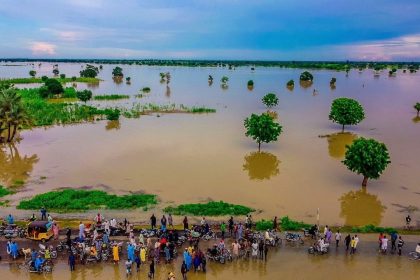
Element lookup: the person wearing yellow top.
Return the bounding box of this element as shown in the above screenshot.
[113,244,120,263]
[140,247,146,263]
[350,237,356,254]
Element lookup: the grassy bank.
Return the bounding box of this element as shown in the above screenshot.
[1,77,100,84]
[164,201,254,216]
[94,94,130,100]
[0,185,12,198]
[17,189,157,212]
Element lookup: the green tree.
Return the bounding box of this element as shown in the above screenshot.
[60,73,66,79]
[44,79,64,96]
[414,102,420,116]
[286,79,294,87]
[221,76,229,84]
[330,77,337,85]
[71,76,77,82]
[112,66,124,77]
[126,77,131,83]
[105,109,121,121]
[244,113,282,151]
[262,93,279,108]
[247,80,254,87]
[41,76,48,82]
[0,88,32,143]
[342,138,391,187]
[52,68,59,76]
[299,71,313,81]
[329,98,365,131]
[76,90,93,103]
[29,70,36,77]
[80,64,99,78]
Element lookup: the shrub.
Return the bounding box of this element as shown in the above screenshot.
[41,76,48,82]
[247,80,254,87]
[77,89,93,102]
[44,78,64,96]
[255,219,273,231]
[0,186,12,198]
[280,216,311,230]
[71,76,77,81]
[141,87,151,92]
[351,224,397,234]
[164,201,254,216]
[299,71,313,81]
[286,79,294,87]
[60,74,66,79]
[93,94,129,100]
[262,93,279,108]
[105,108,121,121]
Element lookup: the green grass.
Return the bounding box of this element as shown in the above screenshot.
[164,201,254,216]
[122,103,216,117]
[0,77,100,84]
[93,94,130,100]
[351,224,398,234]
[187,107,217,113]
[0,186,12,198]
[17,189,157,212]
[140,87,151,92]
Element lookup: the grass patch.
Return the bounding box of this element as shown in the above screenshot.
[140,87,151,92]
[122,103,216,117]
[351,224,398,234]
[164,201,254,216]
[280,216,311,231]
[17,189,157,212]
[1,77,100,84]
[0,186,12,197]
[93,94,130,100]
[255,219,273,231]
[187,107,217,113]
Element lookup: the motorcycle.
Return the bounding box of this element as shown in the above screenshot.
[308,243,329,255]
[39,244,58,259]
[285,232,304,245]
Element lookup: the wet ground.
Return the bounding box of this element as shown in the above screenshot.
[0,233,419,280]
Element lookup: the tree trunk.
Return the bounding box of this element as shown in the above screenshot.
[10,125,17,142]
[258,142,261,152]
[7,123,11,142]
[362,176,368,187]
[342,124,345,132]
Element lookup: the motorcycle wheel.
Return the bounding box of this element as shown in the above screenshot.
[51,251,58,259]
[308,247,314,254]
[56,245,63,252]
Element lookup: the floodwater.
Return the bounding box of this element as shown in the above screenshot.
[0,63,420,227]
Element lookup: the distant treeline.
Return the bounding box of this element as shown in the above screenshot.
[1,58,420,71]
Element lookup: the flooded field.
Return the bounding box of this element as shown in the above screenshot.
[1,63,419,227]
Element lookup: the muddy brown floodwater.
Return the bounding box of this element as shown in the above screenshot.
[0,63,419,228]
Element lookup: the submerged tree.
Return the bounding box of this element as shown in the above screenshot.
[244,113,282,151]
[112,66,124,77]
[44,78,64,97]
[414,102,420,116]
[52,68,59,76]
[262,93,279,109]
[330,77,336,85]
[247,80,254,87]
[299,71,313,82]
[329,97,365,131]
[286,79,294,88]
[29,70,36,77]
[342,137,391,187]
[76,89,93,103]
[80,64,99,78]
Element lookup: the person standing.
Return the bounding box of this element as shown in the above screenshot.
[378,232,384,250]
[181,260,188,280]
[220,221,226,239]
[264,243,269,261]
[397,236,404,256]
[183,216,189,230]
[228,217,234,237]
[168,214,173,229]
[335,230,341,247]
[391,231,398,252]
[326,229,332,244]
[149,260,155,279]
[405,215,411,230]
[237,223,243,240]
[344,234,351,251]
[40,207,47,220]
[161,215,167,231]
[68,253,76,271]
[273,216,278,231]
[52,223,59,240]
[232,240,241,259]
[7,214,14,224]
[258,240,264,260]
[381,235,388,253]
[113,243,119,264]
[323,225,329,238]
[78,222,85,240]
[350,237,356,254]
[150,214,157,229]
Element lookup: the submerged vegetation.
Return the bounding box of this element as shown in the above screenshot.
[262,93,279,108]
[164,201,254,216]
[0,185,12,197]
[93,94,130,100]
[255,216,311,231]
[17,189,157,211]
[351,224,397,234]
[0,77,100,84]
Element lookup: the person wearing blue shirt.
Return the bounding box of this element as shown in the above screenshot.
[7,214,14,224]
[35,256,44,272]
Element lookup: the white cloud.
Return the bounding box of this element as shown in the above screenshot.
[30,42,56,55]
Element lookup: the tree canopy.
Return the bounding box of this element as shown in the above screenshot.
[43,78,64,97]
[329,97,365,131]
[262,93,279,108]
[299,71,313,81]
[80,64,99,78]
[414,102,420,116]
[244,113,282,151]
[29,70,36,77]
[76,89,93,103]
[342,137,391,187]
[112,66,124,77]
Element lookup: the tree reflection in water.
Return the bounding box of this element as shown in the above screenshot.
[0,143,39,187]
[412,116,420,123]
[327,132,357,159]
[339,187,386,226]
[243,151,280,181]
[165,85,171,98]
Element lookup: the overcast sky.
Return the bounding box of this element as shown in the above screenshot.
[1,0,419,61]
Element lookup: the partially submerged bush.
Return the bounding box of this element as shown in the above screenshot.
[255,219,273,231]
[280,216,311,230]
[351,224,397,234]
[17,189,157,211]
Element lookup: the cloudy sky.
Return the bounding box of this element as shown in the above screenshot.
[0,0,419,61]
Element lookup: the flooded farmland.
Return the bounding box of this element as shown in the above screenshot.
[0,63,419,227]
